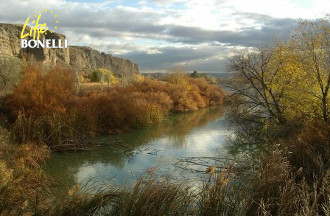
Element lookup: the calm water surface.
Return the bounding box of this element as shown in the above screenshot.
[45,106,234,188]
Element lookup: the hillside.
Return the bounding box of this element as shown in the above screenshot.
[0,23,139,76]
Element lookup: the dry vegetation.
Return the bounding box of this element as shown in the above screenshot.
[0,17,329,216]
[0,127,51,215]
[2,65,223,149]
[223,17,330,216]
[0,63,226,215]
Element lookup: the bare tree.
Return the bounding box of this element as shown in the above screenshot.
[226,47,287,124]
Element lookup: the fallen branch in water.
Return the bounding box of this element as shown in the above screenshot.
[173,157,249,173]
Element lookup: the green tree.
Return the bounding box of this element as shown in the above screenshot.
[90,68,114,91]
[191,70,198,78]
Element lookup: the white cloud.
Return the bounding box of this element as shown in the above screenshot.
[222,0,329,19]
[0,0,328,72]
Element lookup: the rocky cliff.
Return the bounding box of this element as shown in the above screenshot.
[0,23,139,76]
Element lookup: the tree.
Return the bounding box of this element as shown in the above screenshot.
[191,70,198,78]
[227,46,287,124]
[90,68,114,91]
[292,17,330,123]
[227,16,329,124]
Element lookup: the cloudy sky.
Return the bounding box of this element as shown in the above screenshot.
[0,0,328,73]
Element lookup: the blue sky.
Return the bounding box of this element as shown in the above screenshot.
[0,0,328,73]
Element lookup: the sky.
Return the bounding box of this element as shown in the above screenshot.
[0,0,328,73]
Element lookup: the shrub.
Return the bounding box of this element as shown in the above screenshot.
[77,74,222,132]
[0,56,22,94]
[5,66,224,147]
[6,65,76,117]
[90,70,100,82]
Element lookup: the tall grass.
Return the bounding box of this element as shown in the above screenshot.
[112,174,194,216]
[246,148,329,216]
[9,111,85,151]
[200,168,245,216]
[1,124,328,216]
[0,127,50,215]
[44,138,329,216]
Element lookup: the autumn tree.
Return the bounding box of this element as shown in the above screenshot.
[227,46,288,124]
[91,68,115,91]
[227,16,329,124]
[291,17,330,122]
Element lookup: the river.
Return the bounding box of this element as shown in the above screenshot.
[45,106,234,189]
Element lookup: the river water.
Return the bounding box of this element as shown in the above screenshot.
[45,106,234,189]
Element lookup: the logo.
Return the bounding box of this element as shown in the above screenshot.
[20,9,68,49]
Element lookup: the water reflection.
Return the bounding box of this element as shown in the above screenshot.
[45,106,231,188]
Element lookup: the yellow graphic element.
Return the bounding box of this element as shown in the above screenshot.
[21,9,60,40]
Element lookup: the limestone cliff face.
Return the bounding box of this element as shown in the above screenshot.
[0,23,139,75]
[69,46,139,76]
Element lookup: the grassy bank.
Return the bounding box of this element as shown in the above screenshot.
[1,66,223,150]
[1,124,328,216]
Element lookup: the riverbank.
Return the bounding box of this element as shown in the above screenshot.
[44,106,227,188]
[2,66,224,151]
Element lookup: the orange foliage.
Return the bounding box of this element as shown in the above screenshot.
[78,90,173,133]
[6,66,224,142]
[126,76,224,112]
[7,66,76,117]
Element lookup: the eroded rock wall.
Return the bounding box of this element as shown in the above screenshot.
[0,23,139,75]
